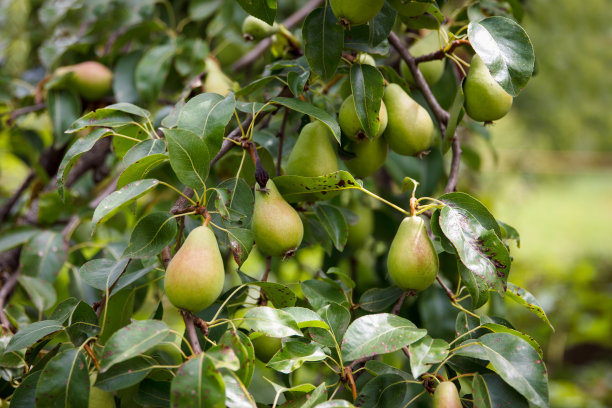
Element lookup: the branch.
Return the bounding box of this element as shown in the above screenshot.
[414,39,470,64]
[436,275,456,301]
[443,135,462,194]
[231,0,323,71]
[7,103,46,125]
[181,310,202,354]
[392,290,410,315]
[0,172,34,223]
[0,270,19,333]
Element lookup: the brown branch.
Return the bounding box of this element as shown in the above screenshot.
[392,290,410,315]
[0,172,34,223]
[65,137,112,188]
[0,271,19,333]
[231,0,323,72]
[414,39,470,64]
[443,135,462,194]
[436,275,456,301]
[181,310,202,354]
[7,103,46,125]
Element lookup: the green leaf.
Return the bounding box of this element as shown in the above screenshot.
[0,226,38,252]
[20,230,66,283]
[287,70,310,97]
[117,153,168,188]
[100,320,170,372]
[218,331,255,387]
[113,51,142,104]
[236,76,277,97]
[369,2,397,46]
[5,320,63,353]
[78,258,130,291]
[226,227,254,267]
[47,89,81,146]
[472,373,493,408]
[134,379,171,406]
[460,262,490,309]
[222,369,257,408]
[236,0,276,25]
[481,373,529,408]
[314,401,355,408]
[66,301,100,345]
[248,282,296,308]
[35,348,89,408]
[57,128,113,198]
[164,128,210,191]
[481,322,543,358]
[301,279,347,310]
[67,109,133,133]
[342,314,426,362]
[17,275,56,312]
[439,192,501,236]
[136,43,176,102]
[104,103,151,118]
[272,97,341,143]
[498,220,520,247]
[315,204,348,251]
[176,92,236,155]
[356,373,408,408]
[49,298,79,324]
[344,25,390,55]
[282,307,329,330]
[171,354,225,408]
[9,370,40,408]
[455,333,548,408]
[123,212,178,258]
[123,139,167,166]
[303,6,343,81]
[268,341,327,374]
[350,64,385,139]
[273,171,360,203]
[359,286,404,312]
[244,307,302,337]
[92,179,159,227]
[407,335,449,378]
[505,283,554,331]
[468,16,535,96]
[95,356,154,391]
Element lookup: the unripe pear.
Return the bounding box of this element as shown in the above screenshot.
[251,335,282,363]
[203,57,235,96]
[164,226,225,313]
[55,61,112,101]
[432,381,462,408]
[344,137,388,178]
[347,202,375,248]
[400,31,445,86]
[389,0,430,17]
[383,83,435,156]
[242,15,278,41]
[285,121,338,177]
[339,95,388,141]
[330,0,385,26]
[355,53,376,66]
[464,54,513,122]
[387,216,438,291]
[253,179,304,257]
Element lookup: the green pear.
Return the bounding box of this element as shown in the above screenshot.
[330,0,385,26]
[383,83,435,156]
[252,179,304,257]
[55,61,112,101]
[90,374,116,408]
[242,15,278,41]
[285,121,338,177]
[251,335,283,363]
[389,0,430,17]
[400,31,445,86]
[339,95,388,141]
[387,216,438,291]
[355,53,376,66]
[164,226,225,313]
[347,201,375,248]
[204,57,235,96]
[464,54,513,122]
[344,137,388,178]
[433,381,462,408]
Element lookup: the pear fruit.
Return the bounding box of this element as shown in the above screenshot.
[253,179,304,257]
[344,137,388,178]
[383,83,435,156]
[400,31,445,86]
[90,374,116,408]
[251,335,283,363]
[339,95,388,141]
[355,53,376,66]
[330,0,385,26]
[203,57,235,96]
[55,61,112,101]
[389,0,430,17]
[432,381,462,408]
[464,54,513,122]
[164,226,225,313]
[387,216,438,291]
[285,121,338,177]
[347,202,375,248]
[242,16,278,41]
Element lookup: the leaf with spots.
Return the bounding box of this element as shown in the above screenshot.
[354,373,408,408]
[164,128,210,191]
[407,335,449,378]
[273,171,361,203]
[9,370,41,408]
[248,282,296,308]
[341,314,426,362]
[95,356,154,391]
[20,230,67,283]
[359,286,404,312]
[301,279,348,310]
[92,179,160,228]
[244,307,302,338]
[35,348,89,408]
[505,283,554,331]
[78,258,130,291]
[222,369,257,408]
[481,322,543,358]
[18,275,56,313]
[99,320,170,372]
[122,211,177,258]
[268,341,327,374]
[472,373,493,408]
[350,64,385,139]
[5,320,64,353]
[218,331,255,387]
[171,353,225,408]
[455,333,549,408]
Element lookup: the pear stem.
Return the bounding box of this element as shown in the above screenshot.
[359,187,410,216]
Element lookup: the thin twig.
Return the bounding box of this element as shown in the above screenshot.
[181,310,202,354]
[0,272,19,333]
[414,39,470,64]
[262,256,272,282]
[444,135,462,194]
[7,103,46,125]
[436,275,456,301]
[0,172,34,223]
[392,291,409,315]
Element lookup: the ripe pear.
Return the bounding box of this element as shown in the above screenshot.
[339,95,388,141]
[464,54,513,122]
[387,216,438,291]
[251,335,283,363]
[252,179,304,257]
[347,202,375,248]
[330,0,385,26]
[344,137,388,178]
[432,381,462,408]
[242,15,278,41]
[389,0,430,17]
[383,83,435,156]
[285,121,338,177]
[400,31,445,86]
[164,226,225,313]
[55,61,112,101]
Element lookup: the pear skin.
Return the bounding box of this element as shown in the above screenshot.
[251,335,282,363]
[344,137,388,179]
[252,179,304,257]
[203,56,235,96]
[432,381,462,408]
[285,121,338,177]
[339,95,388,141]
[464,54,513,122]
[56,61,112,101]
[164,226,225,313]
[383,83,435,156]
[387,216,438,291]
[347,202,375,249]
[400,31,445,86]
[330,0,385,26]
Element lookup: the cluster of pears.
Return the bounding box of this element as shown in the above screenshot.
[54,61,113,101]
[463,54,513,122]
[330,0,385,26]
